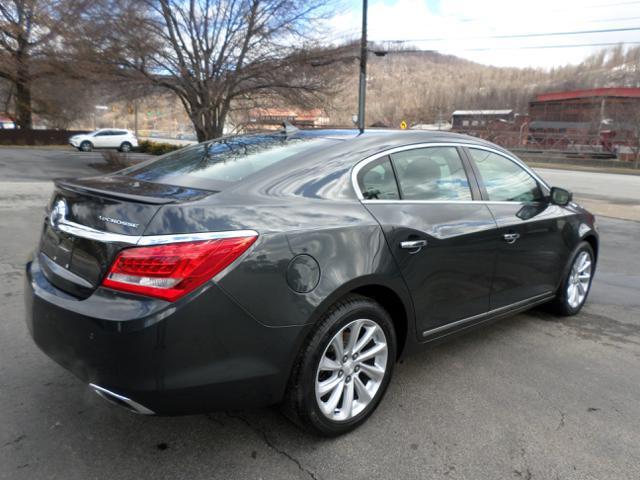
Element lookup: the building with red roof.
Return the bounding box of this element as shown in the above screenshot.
[527,87,640,152]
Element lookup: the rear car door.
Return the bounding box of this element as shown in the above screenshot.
[111,130,128,147]
[464,147,571,309]
[92,130,112,148]
[356,145,498,338]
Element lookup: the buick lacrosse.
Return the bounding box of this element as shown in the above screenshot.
[25,128,597,435]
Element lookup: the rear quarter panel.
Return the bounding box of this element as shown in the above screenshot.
[215,199,415,333]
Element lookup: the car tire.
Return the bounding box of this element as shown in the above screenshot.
[80,141,92,152]
[283,294,396,436]
[119,142,132,153]
[548,242,595,316]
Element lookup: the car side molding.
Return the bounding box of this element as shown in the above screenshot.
[422,291,555,339]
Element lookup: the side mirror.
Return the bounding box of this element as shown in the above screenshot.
[550,187,572,206]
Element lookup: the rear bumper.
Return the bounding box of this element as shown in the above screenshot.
[25,256,309,415]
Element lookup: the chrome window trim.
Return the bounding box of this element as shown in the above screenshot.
[52,217,258,246]
[360,199,529,206]
[351,142,550,203]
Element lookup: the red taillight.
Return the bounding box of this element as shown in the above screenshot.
[102,236,257,302]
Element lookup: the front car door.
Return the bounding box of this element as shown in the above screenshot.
[355,144,498,339]
[464,147,572,309]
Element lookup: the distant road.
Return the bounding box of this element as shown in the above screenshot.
[535,168,640,203]
[535,167,640,221]
[0,147,151,182]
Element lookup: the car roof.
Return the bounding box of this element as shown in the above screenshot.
[286,128,501,149]
[275,128,508,166]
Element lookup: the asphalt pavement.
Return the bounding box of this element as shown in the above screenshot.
[0,147,150,181]
[1,147,640,480]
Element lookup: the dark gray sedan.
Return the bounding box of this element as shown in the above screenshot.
[25,129,598,436]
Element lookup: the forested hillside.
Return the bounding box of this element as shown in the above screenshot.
[325,45,640,127]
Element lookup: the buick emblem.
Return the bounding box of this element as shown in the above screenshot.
[49,199,67,229]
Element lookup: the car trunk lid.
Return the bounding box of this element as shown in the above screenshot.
[39,176,212,298]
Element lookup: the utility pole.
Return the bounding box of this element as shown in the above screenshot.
[357,0,368,134]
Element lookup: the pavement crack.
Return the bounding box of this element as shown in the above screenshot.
[513,446,533,480]
[556,412,566,431]
[534,389,566,433]
[225,412,319,480]
[3,434,26,448]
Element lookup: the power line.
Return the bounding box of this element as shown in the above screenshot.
[466,41,640,51]
[532,0,640,12]
[591,16,640,23]
[380,41,640,53]
[486,26,640,40]
[379,26,640,43]
[579,0,640,7]
[328,2,640,41]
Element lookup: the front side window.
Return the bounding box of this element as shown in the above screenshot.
[468,148,542,202]
[357,156,400,200]
[391,147,472,201]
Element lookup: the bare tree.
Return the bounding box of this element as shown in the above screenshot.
[0,79,14,118]
[0,1,86,128]
[98,0,339,141]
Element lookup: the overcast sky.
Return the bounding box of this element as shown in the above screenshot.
[328,0,640,68]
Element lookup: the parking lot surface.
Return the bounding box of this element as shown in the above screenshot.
[1,148,639,480]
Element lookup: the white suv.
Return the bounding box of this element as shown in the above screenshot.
[70,129,139,152]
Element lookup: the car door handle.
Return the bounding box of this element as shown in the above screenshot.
[400,239,427,254]
[503,233,520,244]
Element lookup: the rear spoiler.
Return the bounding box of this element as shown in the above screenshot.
[54,179,178,205]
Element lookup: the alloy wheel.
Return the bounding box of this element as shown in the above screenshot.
[315,318,388,422]
[567,250,592,309]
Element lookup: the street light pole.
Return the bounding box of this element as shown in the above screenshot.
[357,0,368,134]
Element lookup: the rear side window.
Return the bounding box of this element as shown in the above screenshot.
[391,147,472,201]
[468,149,542,202]
[123,135,335,186]
[357,156,400,200]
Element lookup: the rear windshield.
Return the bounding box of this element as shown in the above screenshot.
[121,134,335,188]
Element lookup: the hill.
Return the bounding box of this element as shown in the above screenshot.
[324,45,640,127]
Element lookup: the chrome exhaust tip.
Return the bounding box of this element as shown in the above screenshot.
[89,383,155,415]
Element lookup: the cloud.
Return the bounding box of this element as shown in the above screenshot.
[326,0,640,68]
